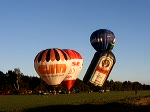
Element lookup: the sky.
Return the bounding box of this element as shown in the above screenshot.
[0,0,150,85]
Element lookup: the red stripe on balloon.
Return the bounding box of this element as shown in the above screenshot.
[50,49,56,61]
[63,49,82,59]
[61,80,76,90]
[41,50,48,62]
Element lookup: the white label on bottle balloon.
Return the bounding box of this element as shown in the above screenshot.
[89,55,113,86]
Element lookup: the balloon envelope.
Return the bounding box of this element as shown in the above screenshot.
[61,49,83,90]
[34,48,71,87]
[90,29,116,52]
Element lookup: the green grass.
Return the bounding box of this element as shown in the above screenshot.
[0,91,150,112]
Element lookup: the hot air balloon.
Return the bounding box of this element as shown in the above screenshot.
[90,29,116,52]
[61,49,83,93]
[83,50,116,87]
[34,48,71,90]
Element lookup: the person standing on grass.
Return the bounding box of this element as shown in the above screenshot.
[135,90,138,95]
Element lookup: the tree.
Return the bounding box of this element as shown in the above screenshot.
[13,68,23,91]
[6,68,23,93]
[113,81,122,91]
[109,79,114,91]
[103,80,110,91]
[143,84,150,90]
[132,81,143,90]
[73,78,90,92]
[122,81,128,91]
[0,71,6,90]
[29,76,41,91]
[1,69,150,93]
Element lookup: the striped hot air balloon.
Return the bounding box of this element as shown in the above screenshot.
[34,48,71,87]
[61,49,83,91]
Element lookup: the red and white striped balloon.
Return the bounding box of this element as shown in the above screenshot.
[61,49,84,90]
[34,48,71,87]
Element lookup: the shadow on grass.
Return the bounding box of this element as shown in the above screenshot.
[24,102,150,112]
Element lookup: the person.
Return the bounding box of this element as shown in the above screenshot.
[135,90,137,95]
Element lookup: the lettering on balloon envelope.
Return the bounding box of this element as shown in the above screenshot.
[38,64,67,75]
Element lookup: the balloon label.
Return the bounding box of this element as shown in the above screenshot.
[89,56,114,86]
[38,64,67,75]
[63,60,83,80]
[72,61,80,66]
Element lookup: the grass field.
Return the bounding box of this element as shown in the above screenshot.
[0,91,150,112]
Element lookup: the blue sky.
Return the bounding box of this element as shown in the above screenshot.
[0,0,150,84]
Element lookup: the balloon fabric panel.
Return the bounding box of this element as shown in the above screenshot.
[41,50,48,62]
[46,49,51,62]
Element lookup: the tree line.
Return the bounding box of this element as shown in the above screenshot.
[0,68,150,94]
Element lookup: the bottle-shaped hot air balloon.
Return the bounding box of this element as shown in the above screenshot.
[90,29,116,52]
[34,48,71,94]
[83,29,116,87]
[83,50,116,87]
[61,49,83,94]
